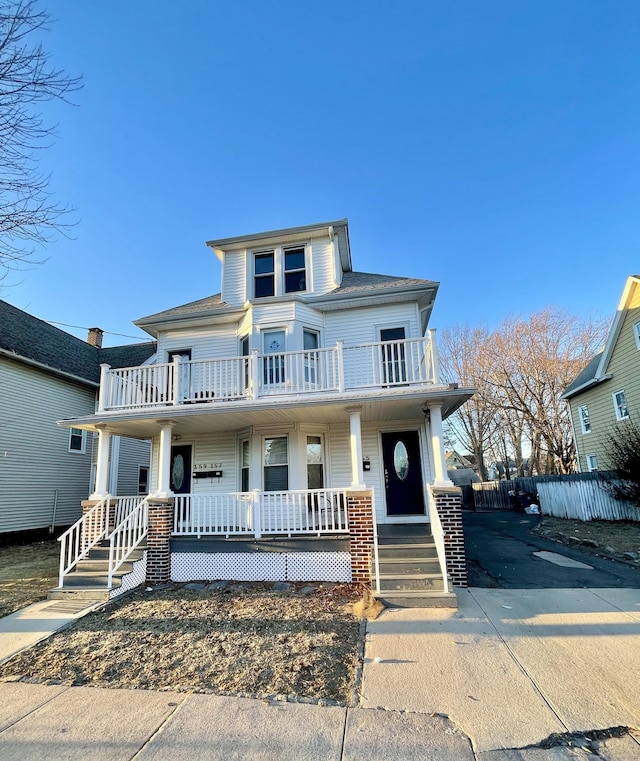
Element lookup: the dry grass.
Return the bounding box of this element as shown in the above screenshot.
[0,540,59,618]
[531,517,640,560]
[0,582,364,704]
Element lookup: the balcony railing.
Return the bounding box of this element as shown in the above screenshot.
[173,488,349,539]
[98,335,437,412]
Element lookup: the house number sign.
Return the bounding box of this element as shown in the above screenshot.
[194,462,221,470]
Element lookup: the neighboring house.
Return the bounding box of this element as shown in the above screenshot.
[0,300,156,535]
[562,275,640,473]
[56,219,474,603]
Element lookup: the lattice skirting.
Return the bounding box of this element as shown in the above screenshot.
[110,551,148,599]
[171,551,352,583]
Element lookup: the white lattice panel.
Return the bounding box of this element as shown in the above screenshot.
[110,551,147,599]
[171,552,286,582]
[287,552,352,582]
[170,551,352,582]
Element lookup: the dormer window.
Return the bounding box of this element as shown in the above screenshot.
[254,251,275,298]
[252,244,308,298]
[284,246,306,293]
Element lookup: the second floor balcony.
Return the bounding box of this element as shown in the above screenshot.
[98,333,439,413]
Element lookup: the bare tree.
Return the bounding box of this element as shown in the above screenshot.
[0,0,80,276]
[439,324,498,481]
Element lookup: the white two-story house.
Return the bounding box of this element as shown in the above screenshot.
[56,220,473,605]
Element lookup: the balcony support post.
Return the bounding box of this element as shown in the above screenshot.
[428,328,439,384]
[347,405,366,489]
[91,425,111,499]
[426,403,453,487]
[97,363,110,412]
[154,420,176,498]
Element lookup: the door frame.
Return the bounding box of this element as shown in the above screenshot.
[376,425,430,524]
[170,443,193,495]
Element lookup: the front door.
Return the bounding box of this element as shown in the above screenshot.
[170,445,192,495]
[381,431,425,516]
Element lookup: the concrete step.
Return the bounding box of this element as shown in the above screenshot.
[378,573,445,592]
[377,543,437,559]
[374,590,458,608]
[48,587,112,602]
[378,558,441,575]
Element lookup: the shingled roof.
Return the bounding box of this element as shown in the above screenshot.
[0,300,156,385]
[562,352,604,399]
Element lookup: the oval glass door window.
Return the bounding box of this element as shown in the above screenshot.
[172,454,185,491]
[393,441,409,480]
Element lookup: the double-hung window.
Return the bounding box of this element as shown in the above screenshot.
[578,404,591,433]
[68,428,86,453]
[634,322,640,350]
[586,455,598,472]
[240,440,250,492]
[254,251,275,298]
[613,390,629,421]
[264,437,288,491]
[284,246,306,293]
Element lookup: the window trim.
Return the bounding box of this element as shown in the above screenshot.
[68,427,86,454]
[263,435,289,491]
[251,243,309,300]
[578,404,591,434]
[634,322,640,350]
[613,389,630,421]
[254,250,275,298]
[137,465,149,495]
[283,245,307,294]
[586,454,598,472]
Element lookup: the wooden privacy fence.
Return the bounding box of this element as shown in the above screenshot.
[462,472,639,522]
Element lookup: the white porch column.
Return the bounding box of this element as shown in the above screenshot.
[427,403,453,487]
[154,420,176,498]
[347,406,366,489]
[91,426,112,498]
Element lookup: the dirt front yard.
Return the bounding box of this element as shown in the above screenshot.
[0,581,365,704]
[531,517,640,564]
[0,539,59,618]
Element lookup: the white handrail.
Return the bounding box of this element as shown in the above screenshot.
[427,486,450,594]
[57,495,110,587]
[107,496,150,588]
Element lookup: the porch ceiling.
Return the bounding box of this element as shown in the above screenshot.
[60,386,474,439]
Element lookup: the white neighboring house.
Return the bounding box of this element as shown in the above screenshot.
[0,300,155,536]
[57,220,474,604]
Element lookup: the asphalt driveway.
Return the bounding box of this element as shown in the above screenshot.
[463,510,640,589]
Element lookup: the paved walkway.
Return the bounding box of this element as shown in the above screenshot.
[1,586,639,759]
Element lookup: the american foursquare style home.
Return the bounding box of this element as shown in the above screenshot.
[54,220,474,606]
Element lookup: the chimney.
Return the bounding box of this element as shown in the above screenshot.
[87,327,104,349]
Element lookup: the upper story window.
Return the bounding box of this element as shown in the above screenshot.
[254,251,275,298]
[586,454,598,472]
[613,389,629,421]
[578,404,591,433]
[634,321,640,350]
[69,427,86,454]
[253,245,307,299]
[284,246,306,293]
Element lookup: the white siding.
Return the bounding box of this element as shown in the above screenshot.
[309,238,336,294]
[324,303,421,347]
[0,358,96,533]
[221,249,246,306]
[156,325,239,362]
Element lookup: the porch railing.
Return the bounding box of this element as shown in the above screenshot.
[107,496,150,588]
[173,488,349,539]
[57,495,110,588]
[98,335,437,411]
[427,486,450,594]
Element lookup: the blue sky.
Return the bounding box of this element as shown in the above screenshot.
[3,1,639,346]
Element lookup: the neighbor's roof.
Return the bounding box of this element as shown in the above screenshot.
[0,300,156,385]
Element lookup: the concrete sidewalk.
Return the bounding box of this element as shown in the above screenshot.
[0,587,639,759]
[0,598,102,665]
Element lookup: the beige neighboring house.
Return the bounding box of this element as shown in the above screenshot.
[0,299,156,536]
[562,275,640,473]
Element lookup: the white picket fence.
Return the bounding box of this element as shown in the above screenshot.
[537,479,638,521]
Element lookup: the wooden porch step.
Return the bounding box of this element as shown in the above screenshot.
[378,558,441,575]
[48,587,111,602]
[377,542,438,559]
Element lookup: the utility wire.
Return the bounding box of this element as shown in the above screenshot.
[45,320,148,341]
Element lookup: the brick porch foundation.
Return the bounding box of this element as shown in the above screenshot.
[146,498,174,585]
[346,489,374,585]
[431,486,467,587]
